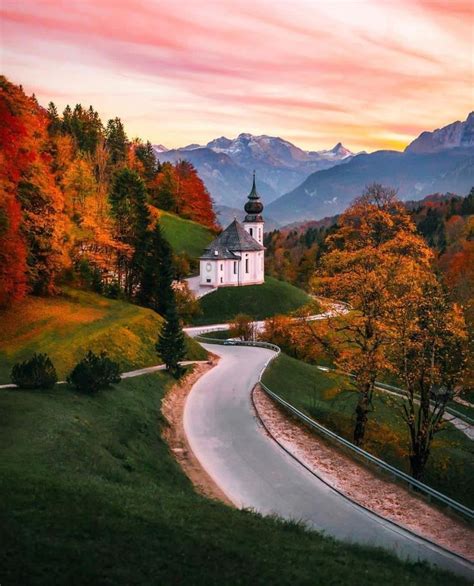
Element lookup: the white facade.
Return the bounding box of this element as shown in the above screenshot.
[199,249,264,288]
[243,221,264,245]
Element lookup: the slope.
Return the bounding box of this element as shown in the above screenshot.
[0,288,206,383]
[0,371,462,585]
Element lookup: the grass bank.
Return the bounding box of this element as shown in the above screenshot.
[0,288,206,383]
[0,371,463,585]
[159,210,215,258]
[262,353,474,508]
[192,276,311,325]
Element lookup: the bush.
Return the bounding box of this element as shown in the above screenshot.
[67,351,121,394]
[11,353,58,389]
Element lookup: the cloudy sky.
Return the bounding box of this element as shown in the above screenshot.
[1,0,473,151]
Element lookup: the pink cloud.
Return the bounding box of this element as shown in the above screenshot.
[1,0,472,152]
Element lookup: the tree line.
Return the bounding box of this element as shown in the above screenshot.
[0,75,217,309]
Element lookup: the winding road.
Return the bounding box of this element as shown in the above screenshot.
[183,342,474,580]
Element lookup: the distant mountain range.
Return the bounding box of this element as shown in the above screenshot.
[154,134,356,208]
[266,112,474,224]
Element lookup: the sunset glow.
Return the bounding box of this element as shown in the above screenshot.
[2,0,473,151]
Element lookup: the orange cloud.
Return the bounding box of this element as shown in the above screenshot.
[1,0,472,152]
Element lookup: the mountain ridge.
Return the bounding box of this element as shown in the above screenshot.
[154,133,356,207]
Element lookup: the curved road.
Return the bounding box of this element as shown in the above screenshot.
[184,343,473,580]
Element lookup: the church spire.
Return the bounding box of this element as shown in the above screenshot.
[244,171,264,221]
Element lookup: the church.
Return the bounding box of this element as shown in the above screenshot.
[199,174,265,289]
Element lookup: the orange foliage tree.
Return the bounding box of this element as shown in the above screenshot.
[307,184,433,446]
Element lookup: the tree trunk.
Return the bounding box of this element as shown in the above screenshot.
[353,397,369,446]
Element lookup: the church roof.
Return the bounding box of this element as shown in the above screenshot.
[200,219,264,260]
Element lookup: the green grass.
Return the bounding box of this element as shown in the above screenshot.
[159,210,214,258]
[192,276,311,325]
[262,353,474,509]
[0,288,206,383]
[0,372,463,585]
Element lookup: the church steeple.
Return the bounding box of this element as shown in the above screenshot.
[244,171,264,222]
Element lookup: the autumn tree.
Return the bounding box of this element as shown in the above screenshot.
[229,313,257,341]
[387,279,467,479]
[308,184,432,446]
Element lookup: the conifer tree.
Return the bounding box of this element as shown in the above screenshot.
[138,221,174,315]
[106,117,128,166]
[135,141,159,183]
[109,168,150,294]
[156,295,186,378]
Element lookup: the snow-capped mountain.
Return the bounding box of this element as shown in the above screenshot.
[267,113,474,225]
[153,144,168,153]
[154,133,356,207]
[405,112,474,154]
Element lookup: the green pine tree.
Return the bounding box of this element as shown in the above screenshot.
[109,168,151,295]
[106,117,128,166]
[135,141,159,183]
[138,221,175,315]
[156,295,186,378]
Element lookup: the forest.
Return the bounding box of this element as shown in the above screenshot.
[0,76,217,311]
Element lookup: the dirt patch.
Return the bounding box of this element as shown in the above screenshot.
[253,384,474,561]
[161,356,234,507]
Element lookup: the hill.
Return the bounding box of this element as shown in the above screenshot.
[192,276,311,325]
[0,371,458,585]
[0,289,206,383]
[158,210,215,258]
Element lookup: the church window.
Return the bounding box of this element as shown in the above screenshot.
[249,227,253,236]
[220,264,223,271]
[259,228,262,240]
[245,259,249,273]
[233,261,237,274]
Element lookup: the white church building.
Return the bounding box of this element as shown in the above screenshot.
[199,174,265,289]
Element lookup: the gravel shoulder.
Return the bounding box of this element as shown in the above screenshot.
[253,384,474,561]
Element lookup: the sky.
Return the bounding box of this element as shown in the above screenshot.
[1,0,473,152]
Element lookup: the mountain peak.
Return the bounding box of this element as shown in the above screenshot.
[405,111,474,154]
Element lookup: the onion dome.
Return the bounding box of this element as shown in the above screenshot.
[244,172,264,221]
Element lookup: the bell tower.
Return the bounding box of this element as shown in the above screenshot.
[243,171,264,245]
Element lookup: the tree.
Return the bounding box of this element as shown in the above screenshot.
[106,117,128,166]
[11,353,57,389]
[109,168,150,295]
[308,184,432,446]
[151,162,178,211]
[229,313,256,341]
[135,140,159,183]
[67,350,121,393]
[387,279,467,479]
[138,221,175,315]
[156,297,186,378]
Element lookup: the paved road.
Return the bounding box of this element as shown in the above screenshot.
[184,343,474,580]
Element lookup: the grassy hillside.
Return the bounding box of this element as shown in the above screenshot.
[192,276,311,325]
[0,288,206,383]
[0,371,461,585]
[159,210,214,258]
[262,353,474,508]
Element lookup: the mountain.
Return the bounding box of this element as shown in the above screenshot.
[154,134,355,208]
[267,114,474,224]
[406,112,474,154]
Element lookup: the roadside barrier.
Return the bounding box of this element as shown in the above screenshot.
[196,334,474,522]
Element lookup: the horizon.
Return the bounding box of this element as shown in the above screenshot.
[2,0,473,153]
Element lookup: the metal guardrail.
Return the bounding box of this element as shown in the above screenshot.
[196,335,474,521]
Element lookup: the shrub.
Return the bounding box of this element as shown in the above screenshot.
[11,353,58,389]
[67,351,121,394]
